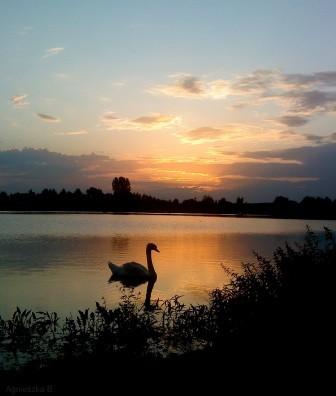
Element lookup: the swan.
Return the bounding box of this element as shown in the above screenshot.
[108,243,159,283]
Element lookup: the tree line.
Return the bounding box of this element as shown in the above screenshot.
[1,176,336,219]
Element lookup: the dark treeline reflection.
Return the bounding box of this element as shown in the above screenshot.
[1,179,336,219]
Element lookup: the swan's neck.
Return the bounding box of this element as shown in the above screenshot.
[146,248,156,277]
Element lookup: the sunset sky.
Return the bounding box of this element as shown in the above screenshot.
[1,0,336,202]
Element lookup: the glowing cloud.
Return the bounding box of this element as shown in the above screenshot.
[54,130,88,135]
[101,112,181,131]
[178,124,278,145]
[43,47,64,59]
[178,122,328,148]
[11,93,28,108]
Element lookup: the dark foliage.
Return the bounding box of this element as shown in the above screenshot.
[1,183,336,218]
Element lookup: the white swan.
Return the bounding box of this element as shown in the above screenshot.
[108,243,159,283]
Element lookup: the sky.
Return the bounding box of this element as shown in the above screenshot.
[1,0,336,203]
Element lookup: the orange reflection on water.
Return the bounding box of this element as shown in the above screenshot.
[104,232,282,308]
[1,213,322,318]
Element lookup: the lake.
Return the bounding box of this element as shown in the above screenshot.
[0,212,335,319]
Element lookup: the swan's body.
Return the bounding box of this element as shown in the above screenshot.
[108,243,159,283]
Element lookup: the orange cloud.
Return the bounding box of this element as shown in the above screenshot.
[101,112,181,131]
[149,74,230,99]
[54,130,88,135]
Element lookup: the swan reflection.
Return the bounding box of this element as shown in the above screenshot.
[108,274,147,287]
[108,275,157,310]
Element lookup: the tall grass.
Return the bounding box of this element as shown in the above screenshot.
[0,226,334,375]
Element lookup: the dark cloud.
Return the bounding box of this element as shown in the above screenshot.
[287,90,336,113]
[232,69,280,93]
[236,144,336,171]
[275,115,309,127]
[216,144,336,200]
[0,148,139,193]
[132,114,178,126]
[36,113,61,122]
[101,111,117,121]
[149,74,208,98]
[284,71,336,87]
[177,75,204,94]
[305,134,325,144]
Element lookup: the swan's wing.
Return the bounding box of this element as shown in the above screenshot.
[108,261,149,278]
[122,261,149,276]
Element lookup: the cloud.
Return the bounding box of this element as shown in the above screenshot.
[0,148,140,193]
[283,71,336,88]
[36,113,61,122]
[274,115,309,127]
[285,90,336,114]
[231,69,282,93]
[133,143,336,201]
[202,143,336,201]
[101,111,181,131]
[1,144,336,202]
[149,74,230,99]
[206,149,302,165]
[178,126,239,144]
[150,69,336,125]
[150,74,206,98]
[131,114,180,129]
[175,75,205,95]
[177,124,313,146]
[216,144,336,180]
[54,130,88,135]
[11,93,29,108]
[43,47,64,59]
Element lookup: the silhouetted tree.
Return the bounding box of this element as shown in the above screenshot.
[181,198,199,213]
[200,195,215,213]
[112,177,131,195]
[86,187,103,199]
[73,188,83,197]
[1,183,336,218]
[236,196,244,205]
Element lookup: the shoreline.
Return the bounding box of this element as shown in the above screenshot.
[1,210,335,220]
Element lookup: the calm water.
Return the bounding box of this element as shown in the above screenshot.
[0,213,335,319]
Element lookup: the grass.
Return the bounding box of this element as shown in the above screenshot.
[0,226,334,392]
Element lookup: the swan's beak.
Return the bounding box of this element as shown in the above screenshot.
[155,247,160,253]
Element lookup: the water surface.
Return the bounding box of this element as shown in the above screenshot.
[0,213,334,319]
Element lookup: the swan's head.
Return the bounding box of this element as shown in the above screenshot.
[147,242,160,253]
